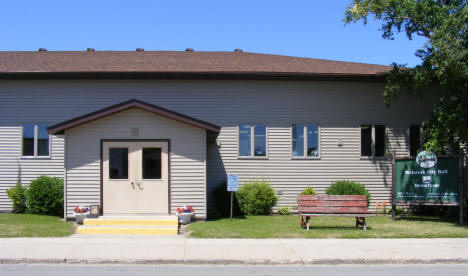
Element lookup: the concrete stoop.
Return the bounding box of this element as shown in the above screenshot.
[76,215,179,235]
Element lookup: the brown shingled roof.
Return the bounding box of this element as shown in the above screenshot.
[0,51,392,79]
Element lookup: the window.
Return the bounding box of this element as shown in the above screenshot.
[22,124,35,156]
[292,124,319,157]
[374,125,386,157]
[109,148,128,179]
[361,125,386,157]
[142,148,162,179]
[360,125,372,157]
[22,124,50,157]
[238,124,267,157]
[409,125,421,157]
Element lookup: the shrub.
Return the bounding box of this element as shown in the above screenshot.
[277,207,292,215]
[326,180,371,207]
[411,205,459,218]
[26,176,64,216]
[300,186,316,195]
[210,181,241,218]
[236,179,278,215]
[6,182,27,213]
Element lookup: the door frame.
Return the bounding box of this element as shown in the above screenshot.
[100,139,171,215]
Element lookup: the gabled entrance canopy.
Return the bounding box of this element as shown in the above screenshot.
[47,99,221,135]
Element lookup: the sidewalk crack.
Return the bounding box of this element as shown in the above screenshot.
[278,239,304,264]
[64,237,89,263]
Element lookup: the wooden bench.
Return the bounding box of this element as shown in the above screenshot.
[297,195,371,230]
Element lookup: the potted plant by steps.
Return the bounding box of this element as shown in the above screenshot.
[74,206,89,225]
[177,205,194,224]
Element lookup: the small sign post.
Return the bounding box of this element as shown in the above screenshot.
[227,175,238,221]
[459,154,464,226]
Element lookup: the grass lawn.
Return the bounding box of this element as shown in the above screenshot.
[0,213,74,238]
[187,215,468,238]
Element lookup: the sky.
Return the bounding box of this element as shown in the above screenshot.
[0,0,427,67]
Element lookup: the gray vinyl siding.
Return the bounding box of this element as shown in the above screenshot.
[0,125,64,211]
[0,79,438,213]
[65,108,206,218]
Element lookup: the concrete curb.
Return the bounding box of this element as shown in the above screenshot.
[2,258,468,265]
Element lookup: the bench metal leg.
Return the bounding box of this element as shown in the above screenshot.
[355,217,367,230]
[301,216,311,230]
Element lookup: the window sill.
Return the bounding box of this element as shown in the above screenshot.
[359,156,389,160]
[21,156,51,160]
[291,156,321,160]
[237,156,269,160]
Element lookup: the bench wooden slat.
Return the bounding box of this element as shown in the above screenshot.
[297,195,366,201]
[298,206,368,214]
[297,200,367,207]
[300,213,372,217]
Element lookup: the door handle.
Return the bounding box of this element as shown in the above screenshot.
[136,181,144,190]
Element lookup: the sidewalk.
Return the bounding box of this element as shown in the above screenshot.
[1,236,468,265]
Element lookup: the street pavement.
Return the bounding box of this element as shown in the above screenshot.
[1,264,468,276]
[0,236,468,265]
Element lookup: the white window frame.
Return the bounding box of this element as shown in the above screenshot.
[21,124,51,159]
[359,124,387,159]
[237,124,268,159]
[291,124,321,159]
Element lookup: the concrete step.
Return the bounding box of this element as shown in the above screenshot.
[76,225,178,235]
[83,218,178,226]
[77,215,180,235]
[93,214,178,219]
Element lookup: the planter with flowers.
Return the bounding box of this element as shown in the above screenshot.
[177,205,194,224]
[74,206,89,224]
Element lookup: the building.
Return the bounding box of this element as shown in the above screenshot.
[0,49,436,219]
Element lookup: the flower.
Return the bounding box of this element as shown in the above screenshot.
[74,206,89,214]
[177,205,194,214]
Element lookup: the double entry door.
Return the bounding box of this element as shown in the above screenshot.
[102,141,169,214]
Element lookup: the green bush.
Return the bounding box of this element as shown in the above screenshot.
[210,181,241,219]
[237,179,278,215]
[300,186,316,195]
[411,205,459,218]
[26,176,64,216]
[6,183,27,213]
[277,207,292,215]
[326,180,371,207]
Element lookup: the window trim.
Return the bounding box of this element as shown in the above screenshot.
[290,124,321,159]
[237,124,268,159]
[21,124,51,159]
[359,124,387,159]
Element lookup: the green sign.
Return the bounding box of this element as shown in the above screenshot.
[395,153,459,203]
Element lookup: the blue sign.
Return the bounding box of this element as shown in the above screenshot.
[227,175,238,192]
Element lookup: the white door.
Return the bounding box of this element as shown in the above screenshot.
[102,141,169,214]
